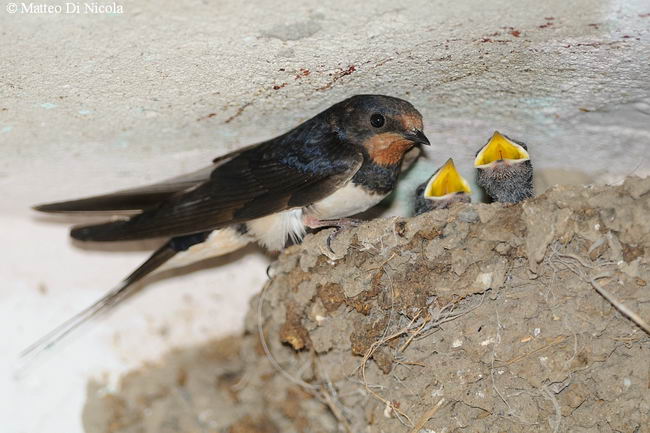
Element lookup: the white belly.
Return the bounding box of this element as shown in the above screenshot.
[161,184,386,257]
[308,182,387,220]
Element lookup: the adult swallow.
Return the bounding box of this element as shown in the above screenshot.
[24,94,429,358]
[474,131,533,203]
[413,158,471,215]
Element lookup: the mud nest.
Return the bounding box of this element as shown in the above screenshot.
[84,177,650,433]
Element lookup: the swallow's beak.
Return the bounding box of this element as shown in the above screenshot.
[424,158,471,199]
[404,129,430,146]
[474,131,529,167]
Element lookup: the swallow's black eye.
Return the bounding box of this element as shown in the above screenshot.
[370,113,385,128]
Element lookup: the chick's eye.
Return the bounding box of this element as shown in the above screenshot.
[370,113,385,128]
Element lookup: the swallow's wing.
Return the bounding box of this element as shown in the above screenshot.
[70,133,363,241]
[33,166,215,213]
[33,146,258,213]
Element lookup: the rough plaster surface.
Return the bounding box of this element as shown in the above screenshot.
[1,0,649,432]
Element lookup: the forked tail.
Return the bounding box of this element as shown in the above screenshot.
[20,243,177,361]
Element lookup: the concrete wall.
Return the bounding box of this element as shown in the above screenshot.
[2,0,649,431]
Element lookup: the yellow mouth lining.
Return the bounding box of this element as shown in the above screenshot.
[474,131,530,167]
[424,158,472,198]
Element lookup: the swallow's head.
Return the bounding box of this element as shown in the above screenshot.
[414,158,471,215]
[475,131,534,203]
[330,95,430,166]
[474,131,530,171]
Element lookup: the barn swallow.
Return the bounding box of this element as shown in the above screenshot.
[413,158,471,215]
[23,94,429,358]
[474,131,533,203]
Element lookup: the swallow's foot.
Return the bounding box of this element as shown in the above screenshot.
[303,216,363,254]
[325,219,364,252]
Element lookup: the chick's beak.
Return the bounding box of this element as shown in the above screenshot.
[404,129,430,146]
[424,158,472,199]
[474,131,529,167]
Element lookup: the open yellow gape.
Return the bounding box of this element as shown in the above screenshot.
[424,158,472,198]
[474,131,530,167]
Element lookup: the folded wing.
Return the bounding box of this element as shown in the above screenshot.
[34,165,218,213]
[67,132,362,241]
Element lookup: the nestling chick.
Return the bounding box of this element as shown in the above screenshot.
[414,158,471,215]
[474,131,533,203]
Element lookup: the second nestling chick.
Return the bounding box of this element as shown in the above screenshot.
[474,131,533,203]
[414,158,471,215]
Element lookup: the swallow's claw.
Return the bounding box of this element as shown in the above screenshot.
[331,217,363,228]
[326,230,340,255]
[320,218,362,254]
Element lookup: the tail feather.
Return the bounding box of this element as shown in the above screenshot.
[20,243,177,361]
[71,219,132,242]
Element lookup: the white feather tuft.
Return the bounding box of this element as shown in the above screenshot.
[248,208,305,251]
